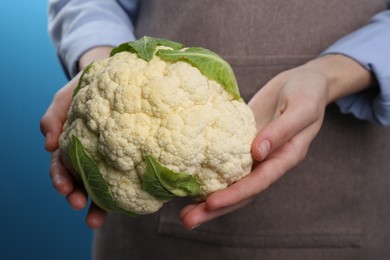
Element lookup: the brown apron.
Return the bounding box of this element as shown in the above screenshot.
[94,1,390,259]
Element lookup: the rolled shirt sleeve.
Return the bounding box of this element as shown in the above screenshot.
[323,8,390,126]
[48,0,139,78]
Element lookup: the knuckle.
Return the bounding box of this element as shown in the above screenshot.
[273,123,293,146]
[53,90,63,102]
[40,114,51,135]
[39,117,46,133]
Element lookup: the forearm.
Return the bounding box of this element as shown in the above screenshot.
[319,9,390,126]
[78,46,113,70]
[302,54,375,104]
[49,0,137,77]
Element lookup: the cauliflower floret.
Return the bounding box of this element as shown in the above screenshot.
[98,163,163,214]
[59,38,257,215]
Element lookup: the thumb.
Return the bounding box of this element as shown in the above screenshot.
[40,76,79,151]
[251,101,315,161]
[40,112,65,152]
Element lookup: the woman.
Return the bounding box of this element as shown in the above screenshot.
[41,0,390,259]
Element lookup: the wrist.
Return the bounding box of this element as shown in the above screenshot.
[78,46,114,71]
[302,54,375,104]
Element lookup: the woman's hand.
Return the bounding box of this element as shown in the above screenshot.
[179,54,374,229]
[40,46,113,229]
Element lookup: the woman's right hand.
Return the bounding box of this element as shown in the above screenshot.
[40,46,113,229]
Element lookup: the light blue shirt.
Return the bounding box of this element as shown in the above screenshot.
[323,9,390,126]
[48,0,390,126]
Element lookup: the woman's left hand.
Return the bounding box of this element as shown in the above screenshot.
[179,54,374,229]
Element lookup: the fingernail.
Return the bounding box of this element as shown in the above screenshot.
[191,224,201,230]
[259,139,270,159]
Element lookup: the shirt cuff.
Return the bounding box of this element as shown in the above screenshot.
[322,10,390,126]
[60,21,136,78]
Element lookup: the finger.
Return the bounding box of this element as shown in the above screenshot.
[179,204,198,219]
[180,199,253,230]
[66,187,89,210]
[40,87,73,151]
[50,150,74,195]
[251,99,319,161]
[208,121,321,211]
[205,156,289,211]
[40,76,79,151]
[86,203,107,229]
[41,114,64,152]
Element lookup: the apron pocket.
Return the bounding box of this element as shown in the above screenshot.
[157,158,362,249]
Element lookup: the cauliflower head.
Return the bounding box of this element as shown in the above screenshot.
[59,36,257,215]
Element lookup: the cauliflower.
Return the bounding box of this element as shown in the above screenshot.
[59,36,257,215]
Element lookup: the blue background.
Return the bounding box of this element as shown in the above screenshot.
[0,1,92,259]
